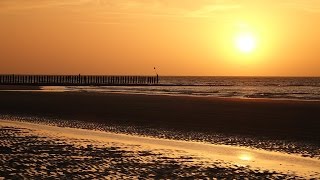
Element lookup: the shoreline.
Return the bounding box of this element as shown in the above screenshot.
[64,86,320,102]
[2,84,320,102]
[62,90,320,102]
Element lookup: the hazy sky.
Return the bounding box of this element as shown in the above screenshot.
[0,0,319,76]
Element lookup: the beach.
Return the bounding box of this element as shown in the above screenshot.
[1,120,319,179]
[2,0,320,178]
[0,91,319,141]
[0,90,319,178]
[0,85,41,90]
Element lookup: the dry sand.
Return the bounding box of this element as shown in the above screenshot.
[0,119,319,179]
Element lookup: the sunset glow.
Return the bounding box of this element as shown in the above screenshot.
[0,1,320,76]
[235,32,257,53]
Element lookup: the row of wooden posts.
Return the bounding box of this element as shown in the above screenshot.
[0,74,159,86]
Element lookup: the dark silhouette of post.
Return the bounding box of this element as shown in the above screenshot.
[0,74,159,86]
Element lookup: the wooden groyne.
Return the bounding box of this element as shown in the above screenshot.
[0,74,159,86]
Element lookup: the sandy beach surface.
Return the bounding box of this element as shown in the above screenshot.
[0,85,41,90]
[0,91,319,155]
[0,90,319,178]
[0,119,319,179]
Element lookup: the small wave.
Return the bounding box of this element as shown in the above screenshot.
[244,93,320,101]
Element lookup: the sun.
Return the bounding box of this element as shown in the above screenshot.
[235,32,257,53]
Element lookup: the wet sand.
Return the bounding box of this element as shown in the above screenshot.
[0,91,319,140]
[1,120,319,179]
[0,91,319,157]
[0,85,40,90]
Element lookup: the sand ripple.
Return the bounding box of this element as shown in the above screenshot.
[0,125,307,179]
[1,114,319,159]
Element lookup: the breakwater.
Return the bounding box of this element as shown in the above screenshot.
[0,74,159,86]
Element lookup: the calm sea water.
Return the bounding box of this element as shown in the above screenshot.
[56,76,320,101]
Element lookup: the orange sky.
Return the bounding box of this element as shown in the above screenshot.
[0,0,319,76]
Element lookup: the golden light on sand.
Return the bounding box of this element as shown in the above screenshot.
[235,32,257,53]
[239,153,253,161]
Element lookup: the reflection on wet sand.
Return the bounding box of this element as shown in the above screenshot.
[0,120,319,179]
[238,153,253,161]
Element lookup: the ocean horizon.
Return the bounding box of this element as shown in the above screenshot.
[43,76,320,101]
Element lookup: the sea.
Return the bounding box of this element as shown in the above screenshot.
[44,76,320,101]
